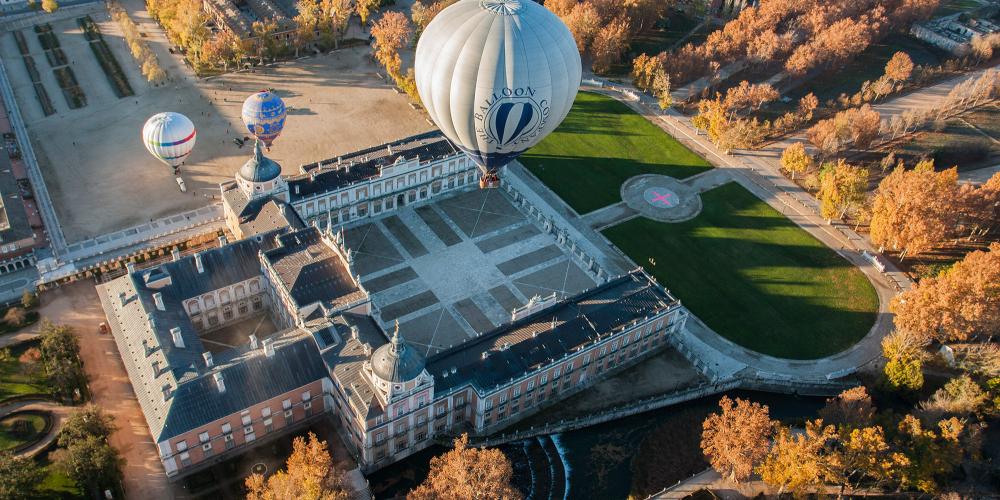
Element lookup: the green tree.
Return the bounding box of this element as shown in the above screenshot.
[54,436,124,498]
[0,451,44,500]
[59,405,117,447]
[39,322,87,400]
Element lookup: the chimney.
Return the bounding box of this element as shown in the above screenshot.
[249,334,258,350]
[195,254,204,274]
[171,248,181,261]
[213,372,226,393]
[151,360,161,378]
[170,327,185,348]
[153,292,164,311]
[202,351,213,368]
[350,325,358,340]
[218,235,227,247]
[119,292,127,307]
[262,339,275,358]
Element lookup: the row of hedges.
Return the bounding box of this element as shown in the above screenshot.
[53,67,86,109]
[42,47,68,68]
[12,31,29,56]
[77,16,133,98]
[78,16,101,41]
[34,24,60,51]
[15,36,56,116]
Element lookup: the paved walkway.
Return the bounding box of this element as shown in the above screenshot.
[0,398,74,458]
[960,162,1000,184]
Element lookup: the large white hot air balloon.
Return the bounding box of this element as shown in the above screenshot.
[415,0,581,188]
[142,112,197,172]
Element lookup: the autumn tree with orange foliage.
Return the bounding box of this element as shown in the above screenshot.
[757,420,836,495]
[700,396,775,483]
[557,2,599,54]
[869,160,959,258]
[246,432,348,500]
[411,0,457,36]
[590,17,630,74]
[820,386,876,428]
[818,159,869,221]
[407,434,519,500]
[807,104,881,155]
[891,243,1000,343]
[723,80,779,114]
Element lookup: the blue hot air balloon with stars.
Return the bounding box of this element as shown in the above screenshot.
[241,90,286,148]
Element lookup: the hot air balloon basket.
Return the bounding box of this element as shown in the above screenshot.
[479,173,501,189]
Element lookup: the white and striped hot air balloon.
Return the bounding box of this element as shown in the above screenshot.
[142,112,197,172]
[414,0,581,188]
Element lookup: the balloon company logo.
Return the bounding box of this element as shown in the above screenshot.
[476,87,549,149]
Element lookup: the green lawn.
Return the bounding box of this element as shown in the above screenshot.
[603,183,878,359]
[0,341,50,401]
[521,92,712,214]
[0,412,47,451]
[38,462,84,499]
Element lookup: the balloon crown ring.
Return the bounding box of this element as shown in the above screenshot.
[480,0,522,15]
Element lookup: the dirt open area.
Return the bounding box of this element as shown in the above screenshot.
[36,280,170,499]
[1,10,432,243]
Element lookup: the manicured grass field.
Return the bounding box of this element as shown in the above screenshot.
[0,341,50,401]
[521,92,712,214]
[603,183,878,359]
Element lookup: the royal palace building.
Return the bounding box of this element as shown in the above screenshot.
[99,132,688,479]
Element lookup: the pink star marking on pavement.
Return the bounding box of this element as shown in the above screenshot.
[650,191,674,207]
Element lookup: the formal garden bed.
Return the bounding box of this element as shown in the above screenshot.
[13,31,56,116]
[52,67,86,109]
[0,410,50,452]
[43,47,69,69]
[12,31,29,56]
[33,24,60,51]
[77,16,134,98]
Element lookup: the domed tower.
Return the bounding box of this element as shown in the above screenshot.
[237,140,287,200]
[366,323,432,405]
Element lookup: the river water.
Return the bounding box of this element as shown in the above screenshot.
[368,390,825,499]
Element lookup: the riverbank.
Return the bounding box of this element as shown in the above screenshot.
[367,390,826,499]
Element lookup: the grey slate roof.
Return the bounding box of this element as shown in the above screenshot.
[263,227,364,308]
[159,329,328,441]
[288,131,458,201]
[239,141,283,183]
[323,313,388,421]
[426,270,679,394]
[370,330,425,383]
[96,233,341,442]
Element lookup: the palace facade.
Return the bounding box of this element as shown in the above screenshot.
[99,133,687,479]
